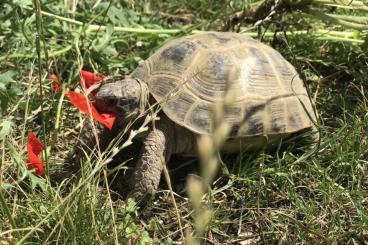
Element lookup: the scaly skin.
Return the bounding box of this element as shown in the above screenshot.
[129,116,195,203]
[129,118,174,202]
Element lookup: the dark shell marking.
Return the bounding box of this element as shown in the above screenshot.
[243,103,265,122]
[209,33,231,43]
[161,41,197,63]
[248,119,264,135]
[209,54,231,80]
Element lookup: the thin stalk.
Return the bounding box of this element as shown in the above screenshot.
[54,84,66,130]
[306,9,368,30]
[0,140,3,185]
[0,189,17,230]
[315,35,364,43]
[24,7,186,34]
[313,0,368,7]
[312,0,368,11]
[246,30,365,43]
[326,13,368,24]
[298,12,368,26]
[103,170,119,245]
[161,156,185,241]
[33,0,49,177]
[0,45,72,61]
[312,0,362,5]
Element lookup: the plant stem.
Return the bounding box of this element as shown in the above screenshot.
[315,35,364,43]
[33,0,49,176]
[0,189,17,230]
[245,30,365,43]
[306,9,368,30]
[326,13,368,24]
[54,85,66,131]
[25,6,186,34]
[312,0,368,11]
[0,46,72,61]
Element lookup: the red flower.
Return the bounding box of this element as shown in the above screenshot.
[65,91,115,129]
[26,132,45,176]
[50,74,61,92]
[50,71,116,129]
[80,70,104,95]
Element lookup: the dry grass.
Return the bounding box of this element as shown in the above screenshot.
[0,0,367,244]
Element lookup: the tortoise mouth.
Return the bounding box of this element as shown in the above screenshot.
[94,97,118,114]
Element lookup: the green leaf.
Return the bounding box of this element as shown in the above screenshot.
[92,24,115,53]
[13,0,33,8]
[0,120,13,140]
[0,70,18,86]
[0,70,18,112]
[29,173,47,191]
[108,6,129,26]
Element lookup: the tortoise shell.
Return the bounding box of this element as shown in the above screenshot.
[131,32,315,143]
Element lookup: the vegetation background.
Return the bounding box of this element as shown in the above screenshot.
[0,0,367,244]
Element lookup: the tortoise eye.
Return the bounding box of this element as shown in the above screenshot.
[106,98,117,106]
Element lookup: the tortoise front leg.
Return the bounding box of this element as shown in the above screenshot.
[129,119,175,202]
[74,121,117,167]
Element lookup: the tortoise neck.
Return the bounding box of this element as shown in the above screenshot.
[137,79,149,115]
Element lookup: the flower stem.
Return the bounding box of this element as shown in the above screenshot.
[306,9,368,30]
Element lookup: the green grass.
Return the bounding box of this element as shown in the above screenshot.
[1,0,367,244]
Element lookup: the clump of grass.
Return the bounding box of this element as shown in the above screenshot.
[0,0,367,243]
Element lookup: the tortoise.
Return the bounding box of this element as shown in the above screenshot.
[78,32,317,201]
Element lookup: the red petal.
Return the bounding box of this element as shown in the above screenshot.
[65,91,115,129]
[50,74,61,92]
[26,132,45,176]
[80,70,104,95]
[27,132,44,155]
[27,162,44,176]
[50,74,59,82]
[52,81,61,92]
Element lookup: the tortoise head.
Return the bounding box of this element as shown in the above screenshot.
[94,78,149,119]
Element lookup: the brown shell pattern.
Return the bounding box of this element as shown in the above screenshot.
[131,32,315,138]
